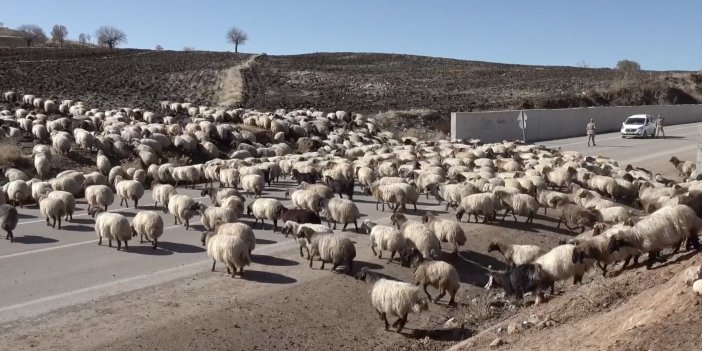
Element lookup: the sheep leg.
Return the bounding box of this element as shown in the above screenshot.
[273,219,278,232]
[371,246,378,257]
[347,259,353,274]
[174,215,179,225]
[211,260,217,272]
[511,210,518,222]
[185,219,190,230]
[239,267,244,278]
[422,283,433,300]
[108,239,112,247]
[51,218,56,228]
[124,240,128,251]
[387,251,395,263]
[134,199,138,208]
[333,222,337,230]
[343,222,348,231]
[434,289,446,304]
[573,274,583,285]
[117,240,122,251]
[331,263,339,272]
[200,232,207,246]
[153,238,158,249]
[377,311,390,330]
[396,314,408,333]
[98,236,102,246]
[104,205,108,212]
[46,217,51,227]
[320,261,326,270]
[308,255,314,268]
[57,218,61,230]
[555,218,562,228]
[354,220,359,233]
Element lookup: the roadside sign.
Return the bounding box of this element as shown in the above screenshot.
[517,110,527,142]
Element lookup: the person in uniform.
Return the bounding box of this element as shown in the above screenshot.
[586,119,596,147]
[655,115,665,139]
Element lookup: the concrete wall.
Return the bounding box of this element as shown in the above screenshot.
[451,105,702,143]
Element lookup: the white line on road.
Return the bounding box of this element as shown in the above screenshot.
[546,124,700,148]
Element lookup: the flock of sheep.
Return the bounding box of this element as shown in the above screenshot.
[1,89,701,334]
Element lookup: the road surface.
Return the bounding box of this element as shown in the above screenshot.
[0,125,698,350]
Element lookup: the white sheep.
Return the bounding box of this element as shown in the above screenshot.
[215,222,256,253]
[373,183,419,212]
[362,219,407,263]
[536,189,569,215]
[487,241,545,267]
[290,189,323,214]
[240,174,265,197]
[246,198,283,232]
[5,180,31,207]
[572,224,641,276]
[31,180,53,205]
[296,181,333,199]
[38,194,67,229]
[47,190,75,221]
[321,197,361,232]
[85,184,114,212]
[590,206,631,224]
[48,176,82,197]
[206,234,251,278]
[170,165,202,188]
[390,212,441,259]
[34,154,50,180]
[455,193,496,223]
[151,182,177,212]
[220,195,245,218]
[114,176,144,208]
[195,204,238,244]
[535,244,592,294]
[356,267,429,333]
[402,250,460,306]
[298,227,356,274]
[281,221,333,258]
[167,194,198,229]
[421,212,466,254]
[494,190,539,223]
[91,208,132,251]
[131,211,164,249]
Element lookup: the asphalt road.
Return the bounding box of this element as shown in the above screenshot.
[0,123,699,325]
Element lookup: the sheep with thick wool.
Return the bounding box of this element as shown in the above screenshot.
[38,194,67,229]
[555,203,598,233]
[0,203,18,242]
[488,241,545,267]
[296,181,333,199]
[91,208,132,251]
[281,221,333,258]
[320,197,361,232]
[362,219,408,263]
[47,190,75,221]
[375,183,419,212]
[433,183,479,211]
[167,194,198,229]
[421,212,466,254]
[455,193,496,223]
[215,222,256,253]
[246,198,283,232]
[608,204,702,269]
[6,180,31,207]
[151,181,177,212]
[240,174,265,197]
[206,233,251,278]
[31,181,53,205]
[196,204,239,244]
[390,212,441,259]
[494,189,539,223]
[355,267,429,333]
[289,189,323,214]
[34,154,50,180]
[49,176,81,197]
[535,244,592,294]
[220,195,245,218]
[400,249,460,306]
[572,224,640,276]
[200,187,242,207]
[85,185,114,212]
[536,189,569,215]
[546,166,576,189]
[590,206,631,224]
[131,211,164,249]
[114,176,144,208]
[298,227,356,274]
[170,165,202,188]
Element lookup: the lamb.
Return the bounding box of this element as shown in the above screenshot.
[298,226,356,274]
[555,203,598,233]
[400,249,460,306]
[90,208,132,251]
[362,219,407,263]
[670,156,696,178]
[320,197,361,232]
[493,190,539,223]
[167,194,198,229]
[114,176,144,208]
[281,221,333,258]
[240,174,265,197]
[85,185,114,212]
[0,204,19,242]
[131,211,164,249]
[390,212,441,259]
[151,182,177,212]
[455,193,496,223]
[421,212,466,254]
[47,190,75,221]
[215,222,256,253]
[608,205,702,269]
[355,267,429,333]
[246,198,283,232]
[535,244,592,294]
[286,189,324,214]
[206,233,251,278]
[572,225,641,276]
[487,241,545,267]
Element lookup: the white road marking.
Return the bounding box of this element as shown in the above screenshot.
[544,124,700,148]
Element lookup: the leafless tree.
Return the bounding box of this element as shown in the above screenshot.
[155,44,164,51]
[78,33,87,44]
[226,26,248,53]
[183,46,196,51]
[86,34,91,43]
[51,25,68,48]
[95,26,127,49]
[17,24,48,47]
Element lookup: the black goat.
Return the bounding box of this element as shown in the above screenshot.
[324,176,355,200]
[486,264,551,300]
[292,169,319,184]
[276,207,321,236]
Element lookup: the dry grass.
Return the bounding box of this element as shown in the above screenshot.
[0,141,29,168]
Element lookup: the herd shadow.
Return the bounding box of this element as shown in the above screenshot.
[61,224,93,232]
[452,250,506,287]
[12,235,59,244]
[252,254,299,266]
[255,238,277,245]
[241,269,297,284]
[127,245,174,256]
[404,327,472,342]
[158,241,206,253]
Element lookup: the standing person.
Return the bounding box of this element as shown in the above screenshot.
[655,115,665,139]
[586,119,596,147]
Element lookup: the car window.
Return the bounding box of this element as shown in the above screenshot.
[625,118,646,125]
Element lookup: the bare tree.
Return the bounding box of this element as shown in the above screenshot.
[78,33,86,44]
[95,26,127,49]
[17,24,48,47]
[86,34,91,43]
[226,26,248,53]
[155,44,164,51]
[183,46,196,51]
[51,25,68,48]
[616,59,641,75]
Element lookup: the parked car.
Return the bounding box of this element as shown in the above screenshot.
[621,114,656,138]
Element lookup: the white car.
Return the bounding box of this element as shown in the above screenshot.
[620,114,656,138]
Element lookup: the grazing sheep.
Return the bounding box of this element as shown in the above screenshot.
[556,203,598,233]
[670,156,696,178]
[90,208,132,251]
[246,198,283,232]
[167,194,198,229]
[421,212,466,254]
[85,185,114,212]
[400,249,460,306]
[355,267,429,333]
[131,211,164,249]
[608,205,702,269]
[47,190,75,221]
[298,227,356,274]
[494,190,539,223]
[151,182,177,212]
[390,212,441,259]
[241,174,265,197]
[535,244,592,294]
[455,193,496,223]
[206,234,251,278]
[362,219,407,263]
[215,222,256,253]
[320,197,361,232]
[488,241,545,267]
[0,204,19,242]
[114,176,144,208]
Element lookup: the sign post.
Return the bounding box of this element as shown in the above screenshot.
[517,110,527,142]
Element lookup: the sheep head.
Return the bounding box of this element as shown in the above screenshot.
[455,208,465,222]
[390,212,406,228]
[487,241,501,253]
[607,235,631,253]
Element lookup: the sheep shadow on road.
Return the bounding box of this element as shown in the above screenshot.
[242,269,297,284]
[71,218,95,225]
[16,212,35,219]
[127,245,175,256]
[61,224,94,232]
[255,238,277,245]
[158,241,206,253]
[252,254,299,266]
[12,235,59,244]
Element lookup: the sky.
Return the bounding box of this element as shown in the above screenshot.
[2,0,700,71]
